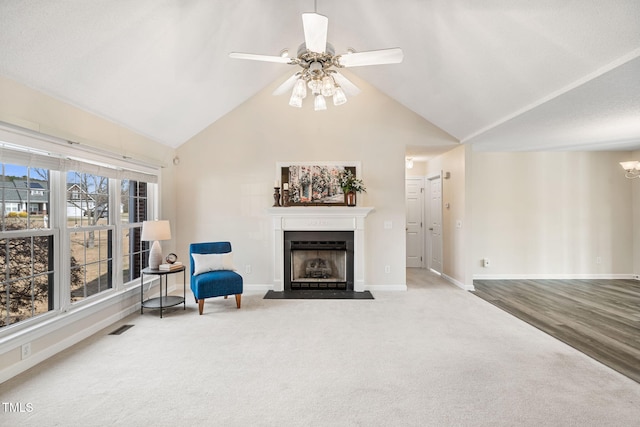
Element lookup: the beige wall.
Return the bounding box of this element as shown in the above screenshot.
[0,75,176,381]
[0,76,172,164]
[175,74,457,288]
[405,160,426,177]
[471,151,635,278]
[633,150,640,276]
[423,146,470,288]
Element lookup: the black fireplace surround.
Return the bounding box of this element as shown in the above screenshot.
[284,230,354,291]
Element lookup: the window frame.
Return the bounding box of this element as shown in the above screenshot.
[0,127,160,335]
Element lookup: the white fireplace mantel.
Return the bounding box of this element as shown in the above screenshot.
[267,207,373,291]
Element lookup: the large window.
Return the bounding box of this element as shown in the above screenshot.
[67,171,113,303]
[121,180,150,283]
[0,164,53,327]
[0,132,159,331]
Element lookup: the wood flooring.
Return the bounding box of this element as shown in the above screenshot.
[472,279,640,384]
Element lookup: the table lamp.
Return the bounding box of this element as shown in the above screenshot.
[141,220,171,270]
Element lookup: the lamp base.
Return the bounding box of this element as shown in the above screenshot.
[149,240,163,270]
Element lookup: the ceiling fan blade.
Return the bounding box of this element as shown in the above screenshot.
[229,52,293,64]
[302,13,328,53]
[272,73,300,96]
[337,48,404,67]
[333,72,361,97]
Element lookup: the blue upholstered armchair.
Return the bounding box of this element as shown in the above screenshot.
[189,242,243,315]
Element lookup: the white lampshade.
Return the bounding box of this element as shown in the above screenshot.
[141,220,171,270]
[141,220,171,241]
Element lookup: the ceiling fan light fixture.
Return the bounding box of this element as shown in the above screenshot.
[321,75,335,97]
[314,94,327,111]
[308,79,322,95]
[289,92,303,108]
[292,78,307,99]
[230,12,403,111]
[333,86,347,106]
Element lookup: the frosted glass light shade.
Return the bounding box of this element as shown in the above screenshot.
[292,79,307,99]
[289,93,303,108]
[308,79,322,95]
[321,76,335,97]
[332,87,347,106]
[314,94,327,111]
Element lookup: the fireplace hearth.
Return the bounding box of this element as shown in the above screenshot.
[284,231,354,291]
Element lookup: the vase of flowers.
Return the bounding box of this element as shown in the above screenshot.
[338,170,366,207]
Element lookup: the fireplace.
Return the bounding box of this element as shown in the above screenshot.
[268,206,373,292]
[284,231,354,291]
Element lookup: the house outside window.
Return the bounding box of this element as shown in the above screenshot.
[0,164,53,327]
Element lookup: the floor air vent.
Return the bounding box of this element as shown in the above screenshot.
[109,325,134,335]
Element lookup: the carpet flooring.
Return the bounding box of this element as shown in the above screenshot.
[1,269,639,426]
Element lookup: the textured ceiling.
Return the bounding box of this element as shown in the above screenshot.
[1,0,639,152]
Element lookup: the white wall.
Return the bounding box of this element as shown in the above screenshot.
[174,73,457,289]
[471,151,636,278]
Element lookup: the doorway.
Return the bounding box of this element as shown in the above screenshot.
[405,178,424,268]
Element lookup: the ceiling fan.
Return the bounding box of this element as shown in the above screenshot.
[229,12,403,110]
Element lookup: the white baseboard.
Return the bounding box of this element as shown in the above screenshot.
[473,273,636,281]
[443,274,475,291]
[245,284,273,292]
[365,284,407,291]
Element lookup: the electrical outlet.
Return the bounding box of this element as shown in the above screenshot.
[596,257,602,264]
[384,265,391,274]
[483,258,490,268]
[245,265,252,274]
[21,343,31,360]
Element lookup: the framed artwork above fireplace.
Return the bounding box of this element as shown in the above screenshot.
[277,161,360,206]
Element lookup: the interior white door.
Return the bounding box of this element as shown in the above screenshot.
[405,178,424,268]
[429,176,443,274]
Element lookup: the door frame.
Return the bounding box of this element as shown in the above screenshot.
[426,173,443,274]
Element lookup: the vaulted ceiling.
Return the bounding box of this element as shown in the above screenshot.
[1,1,639,154]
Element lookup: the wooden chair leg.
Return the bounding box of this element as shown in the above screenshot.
[198,299,204,315]
[235,294,241,309]
[224,295,228,299]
